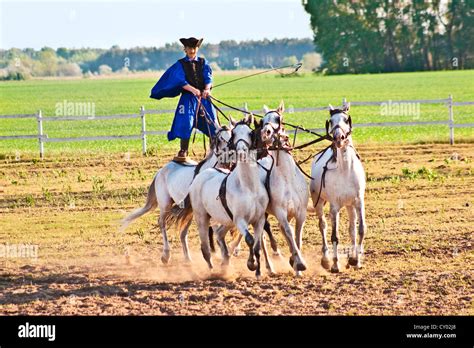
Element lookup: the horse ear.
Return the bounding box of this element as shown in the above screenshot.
[328,104,335,111]
[277,100,285,114]
[253,118,260,129]
[229,115,236,127]
[245,113,254,126]
[242,102,249,116]
[343,102,351,112]
[263,105,270,114]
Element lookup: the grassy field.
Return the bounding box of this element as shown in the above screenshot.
[0,70,473,156]
[0,144,472,315]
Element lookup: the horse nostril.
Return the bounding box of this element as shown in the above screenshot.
[266,130,271,135]
[341,134,345,140]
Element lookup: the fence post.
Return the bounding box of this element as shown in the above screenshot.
[37,110,44,159]
[140,106,147,155]
[448,95,454,145]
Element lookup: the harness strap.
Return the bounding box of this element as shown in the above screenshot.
[209,99,230,122]
[294,160,314,180]
[313,145,335,207]
[193,158,207,178]
[217,174,233,221]
[210,95,327,139]
[257,155,274,205]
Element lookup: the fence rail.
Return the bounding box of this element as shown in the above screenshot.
[0,95,472,158]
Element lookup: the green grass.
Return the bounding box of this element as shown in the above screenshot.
[0,70,473,156]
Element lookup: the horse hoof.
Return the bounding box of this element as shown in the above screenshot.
[348,257,359,267]
[295,271,303,277]
[296,262,307,272]
[289,256,295,267]
[272,250,281,258]
[321,258,331,270]
[161,255,170,264]
[232,249,240,257]
[330,264,340,273]
[247,261,257,271]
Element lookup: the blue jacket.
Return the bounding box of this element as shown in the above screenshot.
[150,57,217,141]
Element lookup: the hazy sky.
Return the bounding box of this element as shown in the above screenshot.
[0,0,314,49]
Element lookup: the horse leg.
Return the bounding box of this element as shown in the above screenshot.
[294,211,307,276]
[355,198,366,268]
[276,210,306,274]
[329,203,341,273]
[229,228,243,256]
[346,205,358,267]
[261,233,276,276]
[158,205,172,264]
[252,218,266,279]
[264,214,280,256]
[235,220,256,271]
[180,218,193,263]
[195,212,213,269]
[209,226,216,253]
[316,200,330,270]
[215,225,232,267]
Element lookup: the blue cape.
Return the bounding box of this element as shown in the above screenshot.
[150,57,217,140]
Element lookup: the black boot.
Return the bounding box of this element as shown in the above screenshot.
[178,138,190,158]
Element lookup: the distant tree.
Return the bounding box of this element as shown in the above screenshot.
[98,64,113,75]
[303,0,474,74]
[282,55,298,66]
[57,62,82,77]
[302,52,322,71]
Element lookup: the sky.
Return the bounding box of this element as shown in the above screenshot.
[0,0,314,49]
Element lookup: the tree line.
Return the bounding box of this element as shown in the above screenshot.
[303,0,473,74]
[0,38,318,80]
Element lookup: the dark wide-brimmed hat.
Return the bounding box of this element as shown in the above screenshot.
[179,37,203,48]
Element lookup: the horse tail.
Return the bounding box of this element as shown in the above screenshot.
[119,175,158,233]
[166,195,193,232]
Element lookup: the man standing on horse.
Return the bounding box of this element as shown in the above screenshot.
[150,37,218,161]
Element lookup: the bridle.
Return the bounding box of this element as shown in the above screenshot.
[211,126,231,157]
[262,111,283,138]
[259,111,314,179]
[326,109,353,142]
[227,121,257,153]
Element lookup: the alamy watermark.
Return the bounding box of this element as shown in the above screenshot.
[217,149,258,166]
[381,100,420,119]
[55,99,95,118]
[0,243,39,260]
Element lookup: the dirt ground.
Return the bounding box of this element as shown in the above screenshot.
[0,143,472,315]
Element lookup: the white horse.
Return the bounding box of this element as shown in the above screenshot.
[310,102,366,273]
[119,125,232,264]
[171,114,271,278]
[230,101,309,275]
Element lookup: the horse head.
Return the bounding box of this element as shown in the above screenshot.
[261,100,285,146]
[211,124,233,155]
[229,113,255,162]
[327,102,352,149]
